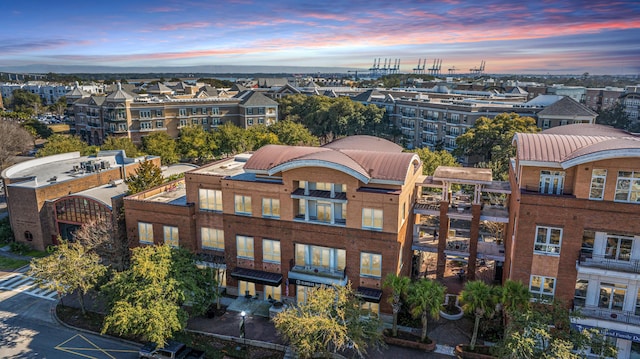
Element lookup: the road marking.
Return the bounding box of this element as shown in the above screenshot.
[55,334,138,359]
[0,273,58,301]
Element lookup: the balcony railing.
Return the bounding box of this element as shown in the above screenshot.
[578,253,640,274]
[289,261,346,280]
[574,305,640,326]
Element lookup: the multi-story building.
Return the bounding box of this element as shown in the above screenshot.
[71,84,279,146]
[585,87,626,112]
[507,124,640,358]
[622,86,640,126]
[123,136,422,316]
[0,82,70,105]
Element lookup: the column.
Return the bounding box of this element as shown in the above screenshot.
[437,200,450,279]
[467,204,482,281]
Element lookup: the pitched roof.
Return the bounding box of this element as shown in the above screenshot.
[235,91,278,106]
[244,136,419,184]
[106,83,134,101]
[147,82,173,94]
[514,124,640,168]
[66,86,89,98]
[537,96,597,118]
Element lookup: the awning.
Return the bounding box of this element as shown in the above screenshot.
[287,270,349,287]
[230,267,283,286]
[357,286,383,303]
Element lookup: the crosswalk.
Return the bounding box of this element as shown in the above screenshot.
[0,271,58,301]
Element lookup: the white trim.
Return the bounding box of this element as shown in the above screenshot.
[268,159,370,183]
[562,149,640,169]
[518,160,563,168]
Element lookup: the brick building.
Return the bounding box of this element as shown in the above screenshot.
[508,124,640,358]
[123,136,422,316]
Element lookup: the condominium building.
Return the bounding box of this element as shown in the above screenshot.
[507,124,640,358]
[123,136,421,316]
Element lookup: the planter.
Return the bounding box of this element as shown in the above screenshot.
[269,302,288,319]
[440,305,464,320]
[383,329,436,352]
[454,345,497,359]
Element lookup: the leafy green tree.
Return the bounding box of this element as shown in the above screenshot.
[126,159,164,194]
[454,113,539,180]
[268,119,319,146]
[211,122,246,157]
[596,102,631,130]
[0,110,30,121]
[383,273,410,337]
[0,119,34,168]
[273,284,383,359]
[22,119,53,143]
[142,132,179,165]
[28,240,107,315]
[10,89,42,116]
[168,248,217,316]
[406,278,446,342]
[409,147,460,175]
[100,136,141,158]
[245,124,279,150]
[460,280,499,351]
[37,134,93,157]
[500,280,530,324]
[177,125,213,163]
[49,96,67,118]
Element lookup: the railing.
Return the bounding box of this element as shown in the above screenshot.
[577,253,640,274]
[289,260,346,280]
[574,305,640,326]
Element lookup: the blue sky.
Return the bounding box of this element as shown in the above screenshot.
[2,0,639,74]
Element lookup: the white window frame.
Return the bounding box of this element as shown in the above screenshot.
[605,234,633,261]
[614,171,640,203]
[199,189,223,212]
[163,225,179,248]
[264,285,281,301]
[263,239,281,264]
[262,198,280,218]
[534,226,562,255]
[234,195,252,215]
[138,222,153,244]
[201,227,224,250]
[239,280,255,296]
[360,301,380,317]
[362,208,383,230]
[539,170,565,195]
[530,275,555,303]
[295,243,345,272]
[589,169,607,200]
[360,252,382,278]
[236,235,254,259]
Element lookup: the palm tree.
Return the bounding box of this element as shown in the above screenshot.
[406,278,446,342]
[383,273,410,337]
[460,280,498,351]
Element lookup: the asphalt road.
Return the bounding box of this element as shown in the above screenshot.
[0,277,141,359]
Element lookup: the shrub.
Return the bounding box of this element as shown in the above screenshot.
[0,217,14,244]
[10,241,31,255]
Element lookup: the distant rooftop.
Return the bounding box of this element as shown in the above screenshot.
[191,154,253,177]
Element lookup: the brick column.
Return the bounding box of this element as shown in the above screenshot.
[436,201,450,279]
[467,204,482,281]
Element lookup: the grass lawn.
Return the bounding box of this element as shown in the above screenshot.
[0,256,29,270]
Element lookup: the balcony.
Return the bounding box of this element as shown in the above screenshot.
[577,253,640,275]
[289,264,345,281]
[574,305,640,326]
[412,228,505,261]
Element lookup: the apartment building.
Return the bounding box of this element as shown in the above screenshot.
[123,136,421,316]
[507,124,640,358]
[72,84,278,145]
[585,87,626,112]
[0,82,70,105]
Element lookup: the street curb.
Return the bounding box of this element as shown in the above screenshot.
[50,299,142,348]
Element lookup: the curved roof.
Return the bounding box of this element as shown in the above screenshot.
[244,136,419,184]
[515,124,640,168]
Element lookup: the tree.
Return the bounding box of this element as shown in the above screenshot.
[49,96,67,118]
[454,113,539,180]
[268,120,319,146]
[0,119,33,169]
[73,217,129,271]
[211,122,246,157]
[10,89,42,116]
[177,125,213,163]
[142,132,179,165]
[125,159,164,194]
[28,240,107,315]
[383,273,410,337]
[460,280,499,351]
[102,245,184,347]
[406,278,446,342]
[273,284,383,359]
[100,136,141,158]
[245,124,279,150]
[168,248,217,316]
[37,134,94,157]
[409,147,460,175]
[596,102,631,130]
[22,119,53,144]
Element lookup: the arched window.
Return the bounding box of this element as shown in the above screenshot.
[24,231,33,241]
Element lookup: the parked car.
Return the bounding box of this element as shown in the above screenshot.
[138,340,205,359]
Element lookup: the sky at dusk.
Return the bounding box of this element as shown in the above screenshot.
[2,0,640,74]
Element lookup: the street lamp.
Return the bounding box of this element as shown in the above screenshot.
[240,311,246,346]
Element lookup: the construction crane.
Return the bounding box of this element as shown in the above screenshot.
[469,60,486,75]
[428,59,442,76]
[413,58,426,74]
[448,66,458,75]
[347,70,361,81]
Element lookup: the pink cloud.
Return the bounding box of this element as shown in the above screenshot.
[158,22,212,31]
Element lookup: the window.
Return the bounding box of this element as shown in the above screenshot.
[615,171,640,202]
[574,279,588,307]
[236,235,254,259]
[140,122,152,129]
[192,118,199,125]
[138,222,153,244]
[362,208,383,230]
[599,282,626,311]
[201,108,207,115]
[295,244,345,271]
[530,275,555,302]
[542,119,550,129]
[118,123,127,131]
[179,108,187,116]
[360,252,382,278]
[539,170,565,195]
[635,289,640,316]
[24,231,33,241]
[262,198,280,218]
[605,234,633,261]
[199,189,222,211]
[247,119,253,125]
[239,281,255,296]
[534,226,562,255]
[211,107,219,115]
[263,239,281,263]
[234,195,252,215]
[360,302,379,317]
[163,226,179,247]
[201,227,224,250]
[581,230,595,257]
[246,108,253,115]
[156,109,163,117]
[202,118,208,125]
[140,110,151,118]
[264,285,281,301]
[589,169,607,200]
[192,108,198,115]
[179,119,187,127]
[156,120,164,128]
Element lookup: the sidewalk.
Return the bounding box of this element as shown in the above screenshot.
[59,291,466,358]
